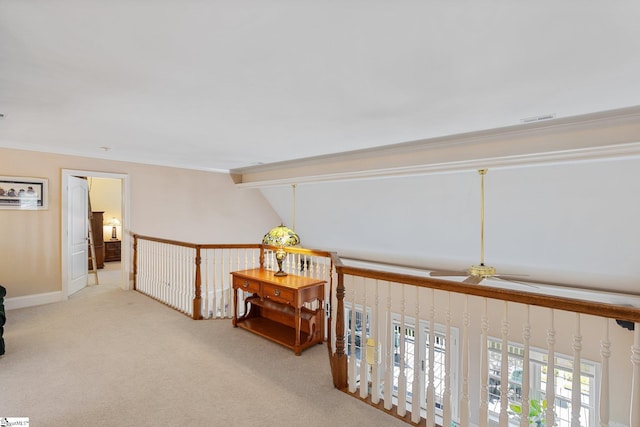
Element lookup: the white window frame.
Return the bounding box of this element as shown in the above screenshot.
[343,302,460,424]
[486,336,600,427]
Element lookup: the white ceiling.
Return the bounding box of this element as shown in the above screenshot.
[1,1,640,172]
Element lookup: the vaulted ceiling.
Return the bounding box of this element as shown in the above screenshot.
[2,1,640,172]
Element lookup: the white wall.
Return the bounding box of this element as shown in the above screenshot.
[0,147,280,299]
[261,156,640,294]
[90,177,123,240]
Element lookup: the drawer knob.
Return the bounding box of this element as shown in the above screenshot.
[273,289,280,296]
[243,280,249,288]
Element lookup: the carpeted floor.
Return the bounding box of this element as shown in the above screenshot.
[0,263,407,427]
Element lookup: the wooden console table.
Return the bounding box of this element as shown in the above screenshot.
[232,268,325,355]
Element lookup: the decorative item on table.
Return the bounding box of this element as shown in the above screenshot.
[106,217,121,240]
[262,224,300,277]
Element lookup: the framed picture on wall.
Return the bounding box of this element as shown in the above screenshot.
[0,176,48,210]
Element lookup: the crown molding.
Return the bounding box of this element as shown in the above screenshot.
[232,105,640,188]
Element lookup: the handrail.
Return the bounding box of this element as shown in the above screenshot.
[337,264,640,323]
[134,234,264,250]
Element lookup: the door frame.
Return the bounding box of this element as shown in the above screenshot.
[61,169,131,298]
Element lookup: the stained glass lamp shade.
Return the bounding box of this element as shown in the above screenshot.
[262,224,300,276]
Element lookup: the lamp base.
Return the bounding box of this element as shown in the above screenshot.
[274,270,288,277]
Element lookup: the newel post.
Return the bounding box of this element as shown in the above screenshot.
[192,245,202,320]
[132,234,138,291]
[331,269,348,389]
[259,245,265,269]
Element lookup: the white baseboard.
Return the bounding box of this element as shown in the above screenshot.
[4,291,64,310]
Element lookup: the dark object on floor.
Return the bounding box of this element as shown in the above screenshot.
[0,285,5,355]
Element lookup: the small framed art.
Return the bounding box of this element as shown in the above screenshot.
[0,176,48,210]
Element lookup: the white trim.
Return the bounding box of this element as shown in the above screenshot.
[61,169,131,300]
[232,105,640,188]
[5,291,63,310]
[235,141,640,188]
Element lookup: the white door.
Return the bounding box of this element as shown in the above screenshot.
[68,176,89,295]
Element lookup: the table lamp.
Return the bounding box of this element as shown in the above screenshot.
[262,224,300,276]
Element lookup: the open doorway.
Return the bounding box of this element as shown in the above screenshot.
[61,169,130,299]
[88,176,123,291]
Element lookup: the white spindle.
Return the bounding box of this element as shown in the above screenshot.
[631,323,640,427]
[427,289,436,427]
[499,301,509,427]
[398,284,407,417]
[227,249,233,318]
[348,287,358,394]
[520,306,531,427]
[546,309,556,427]
[411,285,421,424]
[384,281,393,411]
[371,280,381,404]
[221,249,226,317]
[571,313,583,427]
[460,296,470,427]
[443,292,452,427]
[211,249,217,318]
[359,278,368,399]
[599,318,610,427]
[480,298,489,427]
[200,249,207,318]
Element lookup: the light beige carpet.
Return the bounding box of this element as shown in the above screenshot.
[0,266,406,427]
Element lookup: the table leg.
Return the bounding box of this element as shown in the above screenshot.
[295,307,302,355]
[232,287,238,327]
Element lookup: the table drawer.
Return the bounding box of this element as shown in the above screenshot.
[262,283,295,305]
[233,277,260,293]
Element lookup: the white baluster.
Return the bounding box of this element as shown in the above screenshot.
[157,242,163,303]
[411,285,421,424]
[499,301,509,427]
[460,296,470,427]
[384,281,393,411]
[443,292,452,427]
[211,249,218,318]
[631,323,640,427]
[599,318,610,427]
[176,246,182,311]
[371,280,381,404]
[176,246,181,311]
[571,313,582,427]
[348,288,358,394]
[359,278,368,399]
[427,289,436,427]
[200,249,207,318]
[185,246,190,313]
[397,284,407,417]
[480,298,489,427]
[166,245,171,306]
[546,310,556,427]
[215,249,226,315]
[520,306,531,427]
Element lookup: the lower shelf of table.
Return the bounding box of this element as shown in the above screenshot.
[235,316,320,355]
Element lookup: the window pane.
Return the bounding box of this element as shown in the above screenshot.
[487,338,598,427]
